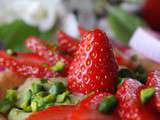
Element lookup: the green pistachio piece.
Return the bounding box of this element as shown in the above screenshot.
[56,91,70,103]
[140,87,155,104]
[49,82,66,95]
[51,61,65,72]
[98,95,118,114]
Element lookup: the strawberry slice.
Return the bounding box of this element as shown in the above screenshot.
[12,59,55,78]
[0,51,55,78]
[26,105,75,120]
[58,31,79,55]
[147,70,160,112]
[0,51,14,67]
[116,79,159,120]
[78,26,88,36]
[72,106,119,120]
[26,105,119,120]
[17,53,49,65]
[25,36,57,64]
[80,91,111,110]
[68,29,118,94]
[25,36,72,76]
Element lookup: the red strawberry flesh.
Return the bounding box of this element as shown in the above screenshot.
[116,79,159,120]
[147,70,160,112]
[58,31,79,55]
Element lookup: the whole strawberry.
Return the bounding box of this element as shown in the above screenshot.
[68,29,118,94]
[147,70,160,112]
[116,79,159,120]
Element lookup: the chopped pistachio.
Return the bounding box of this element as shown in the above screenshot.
[0,100,12,113]
[23,106,32,112]
[6,49,13,55]
[8,108,31,120]
[43,94,56,104]
[49,82,66,95]
[31,101,38,112]
[31,83,44,94]
[44,103,54,109]
[35,91,47,97]
[5,89,17,103]
[18,90,32,109]
[98,95,118,114]
[56,91,70,103]
[51,61,65,72]
[140,87,155,104]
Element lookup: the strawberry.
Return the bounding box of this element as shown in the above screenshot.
[80,91,111,110]
[68,29,118,94]
[116,79,159,120]
[25,36,72,76]
[12,58,55,78]
[147,70,160,112]
[72,106,119,120]
[26,105,75,120]
[25,36,58,64]
[58,31,79,55]
[0,51,55,78]
[0,51,15,67]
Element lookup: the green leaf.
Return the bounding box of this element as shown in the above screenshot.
[108,7,147,43]
[108,15,132,43]
[0,20,56,51]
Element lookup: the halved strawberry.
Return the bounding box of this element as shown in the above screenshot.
[116,79,159,120]
[72,106,119,120]
[17,53,49,65]
[80,91,111,110]
[26,105,75,120]
[25,36,73,76]
[147,70,160,112]
[25,36,57,64]
[58,31,79,55]
[27,105,119,120]
[68,29,118,94]
[0,51,55,78]
[0,51,14,67]
[12,59,55,78]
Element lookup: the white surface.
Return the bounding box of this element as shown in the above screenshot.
[129,28,160,63]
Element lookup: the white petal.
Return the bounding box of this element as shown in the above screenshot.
[62,13,79,38]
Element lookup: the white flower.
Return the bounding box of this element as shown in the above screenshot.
[0,0,66,32]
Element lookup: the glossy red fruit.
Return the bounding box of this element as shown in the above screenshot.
[116,79,159,120]
[72,106,119,120]
[58,31,79,55]
[25,36,58,64]
[80,91,111,110]
[0,51,15,67]
[0,51,55,78]
[25,36,72,76]
[17,53,49,65]
[78,26,88,36]
[26,105,75,120]
[68,29,118,94]
[147,70,160,112]
[12,59,55,78]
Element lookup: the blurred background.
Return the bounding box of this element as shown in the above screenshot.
[0,0,159,54]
